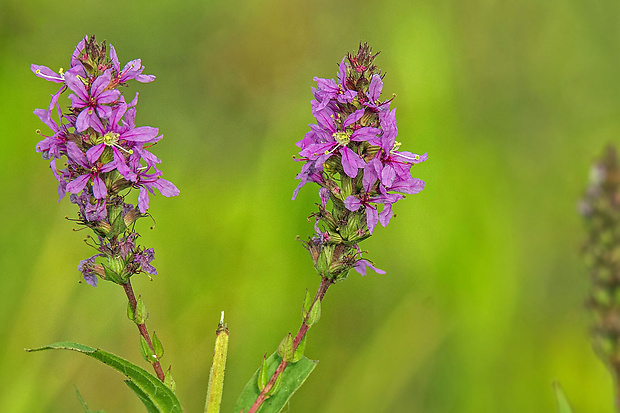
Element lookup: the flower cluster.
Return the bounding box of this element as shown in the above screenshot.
[33,36,179,286]
[294,44,426,281]
[580,145,620,376]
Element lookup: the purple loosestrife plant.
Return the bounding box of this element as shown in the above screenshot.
[238,44,427,413]
[30,36,181,406]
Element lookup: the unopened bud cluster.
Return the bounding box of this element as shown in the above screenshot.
[580,145,620,372]
[294,44,426,281]
[33,35,179,286]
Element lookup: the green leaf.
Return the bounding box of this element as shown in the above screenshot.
[152,331,164,359]
[135,295,148,325]
[127,301,136,322]
[308,299,321,327]
[234,351,318,413]
[164,368,176,393]
[125,380,159,413]
[277,333,294,362]
[140,336,155,363]
[553,382,575,413]
[292,335,306,363]
[26,341,182,413]
[302,289,312,319]
[258,354,270,392]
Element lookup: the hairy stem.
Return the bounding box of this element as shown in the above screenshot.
[247,276,333,413]
[123,280,165,381]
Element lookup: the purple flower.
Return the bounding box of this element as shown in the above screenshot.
[298,108,379,178]
[135,248,157,275]
[70,192,107,222]
[126,165,180,213]
[34,87,67,161]
[344,192,403,234]
[109,44,156,84]
[65,68,121,132]
[353,259,386,276]
[78,254,102,287]
[65,141,116,199]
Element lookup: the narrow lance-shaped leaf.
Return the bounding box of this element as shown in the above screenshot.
[26,342,183,413]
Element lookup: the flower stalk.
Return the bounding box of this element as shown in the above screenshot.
[581,145,620,410]
[247,276,332,413]
[32,35,179,384]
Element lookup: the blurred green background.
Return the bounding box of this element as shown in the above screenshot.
[0,0,618,411]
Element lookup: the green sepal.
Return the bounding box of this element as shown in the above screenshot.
[140,336,155,364]
[234,351,318,413]
[277,333,294,362]
[102,258,125,284]
[164,368,176,393]
[127,301,135,322]
[553,382,575,413]
[292,335,306,363]
[26,342,182,413]
[106,202,127,239]
[152,331,164,359]
[135,295,148,325]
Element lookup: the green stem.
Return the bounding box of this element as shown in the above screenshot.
[247,276,332,413]
[123,280,165,381]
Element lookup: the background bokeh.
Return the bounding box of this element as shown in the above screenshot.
[0,0,618,411]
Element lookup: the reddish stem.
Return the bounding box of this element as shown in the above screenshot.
[122,280,165,382]
[247,277,333,413]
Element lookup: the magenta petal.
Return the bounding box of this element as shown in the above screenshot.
[71,36,88,68]
[344,109,365,128]
[31,64,64,83]
[66,141,88,167]
[92,175,107,199]
[75,109,90,132]
[319,187,330,208]
[91,69,112,97]
[381,165,396,187]
[152,178,180,197]
[97,89,121,104]
[86,144,106,163]
[64,72,88,100]
[340,146,365,178]
[122,126,159,143]
[366,206,379,234]
[353,259,386,276]
[344,195,361,211]
[138,187,150,213]
[379,204,393,227]
[368,74,383,102]
[66,173,90,194]
[109,44,120,72]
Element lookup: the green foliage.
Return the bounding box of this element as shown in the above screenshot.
[26,342,182,413]
[235,352,318,413]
